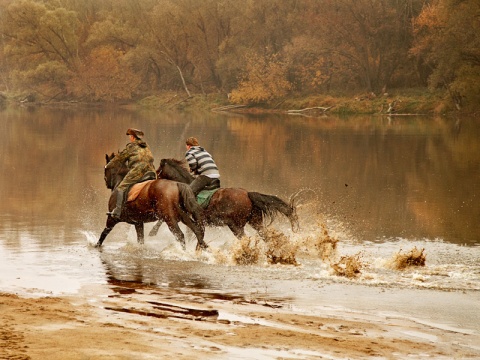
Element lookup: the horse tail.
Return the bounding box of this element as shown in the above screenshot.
[176,183,204,225]
[248,192,300,232]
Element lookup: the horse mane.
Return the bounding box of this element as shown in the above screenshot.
[106,151,129,174]
[106,151,123,164]
[159,158,194,183]
[163,158,189,171]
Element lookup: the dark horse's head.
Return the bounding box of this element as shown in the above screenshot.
[104,153,128,190]
[157,158,194,184]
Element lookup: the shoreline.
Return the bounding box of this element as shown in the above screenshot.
[2,281,480,359]
[2,90,479,117]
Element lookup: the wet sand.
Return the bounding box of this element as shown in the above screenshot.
[2,284,479,360]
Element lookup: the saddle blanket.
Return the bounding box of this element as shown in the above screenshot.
[127,180,155,202]
[127,182,218,206]
[197,188,219,208]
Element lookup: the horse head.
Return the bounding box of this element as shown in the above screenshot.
[157,158,194,184]
[104,152,128,190]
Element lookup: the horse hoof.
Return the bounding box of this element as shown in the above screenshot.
[196,243,209,252]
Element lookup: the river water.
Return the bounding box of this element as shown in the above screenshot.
[0,105,479,341]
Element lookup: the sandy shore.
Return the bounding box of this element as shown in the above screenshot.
[1,285,479,360]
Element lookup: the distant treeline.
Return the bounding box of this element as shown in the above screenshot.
[0,0,478,108]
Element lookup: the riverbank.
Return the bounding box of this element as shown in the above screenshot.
[137,88,479,116]
[3,88,479,117]
[2,284,480,360]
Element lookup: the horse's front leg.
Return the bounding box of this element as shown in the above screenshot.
[148,220,163,237]
[96,217,119,247]
[181,217,207,251]
[96,227,112,247]
[134,222,145,244]
[165,221,186,250]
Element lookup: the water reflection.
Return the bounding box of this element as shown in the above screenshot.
[0,105,478,245]
[99,243,215,291]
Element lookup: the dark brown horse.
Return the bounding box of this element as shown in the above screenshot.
[149,158,300,239]
[97,153,208,251]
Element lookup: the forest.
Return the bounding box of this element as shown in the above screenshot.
[0,0,479,111]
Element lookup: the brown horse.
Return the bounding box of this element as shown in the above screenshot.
[149,158,300,239]
[97,153,208,251]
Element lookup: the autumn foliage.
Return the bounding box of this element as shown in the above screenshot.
[0,0,478,108]
[230,52,292,104]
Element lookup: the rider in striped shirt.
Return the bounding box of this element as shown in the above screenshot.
[185,137,220,196]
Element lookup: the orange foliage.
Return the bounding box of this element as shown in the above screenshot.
[67,46,140,102]
[230,52,292,104]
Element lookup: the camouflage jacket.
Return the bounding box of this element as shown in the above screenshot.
[106,139,156,189]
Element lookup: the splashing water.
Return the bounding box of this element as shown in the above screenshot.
[231,236,261,265]
[81,209,479,293]
[386,247,427,270]
[80,230,100,247]
[331,252,364,278]
[264,229,298,266]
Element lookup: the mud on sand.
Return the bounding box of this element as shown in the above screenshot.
[1,286,478,360]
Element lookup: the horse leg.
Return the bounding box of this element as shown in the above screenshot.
[177,211,208,251]
[165,220,186,250]
[148,220,163,237]
[134,222,145,245]
[96,227,113,247]
[96,217,119,247]
[248,211,266,238]
[188,222,208,251]
[227,224,246,240]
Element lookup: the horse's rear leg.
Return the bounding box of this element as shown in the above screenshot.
[148,220,163,237]
[134,223,145,245]
[228,224,246,240]
[248,211,266,238]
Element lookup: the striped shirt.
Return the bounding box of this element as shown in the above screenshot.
[185,146,220,178]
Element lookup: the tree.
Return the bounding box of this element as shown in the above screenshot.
[216,0,299,92]
[1,0,80,98]
[67,45,141,101]
[299,0,424,93]
[412,0,480,108]
[283,35,333,93]
[230,52,291,104]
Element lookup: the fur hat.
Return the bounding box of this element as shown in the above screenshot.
[185,137,199,146]
[126,128,144,139]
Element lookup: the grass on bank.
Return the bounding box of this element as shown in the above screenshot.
[136,88,461,115]
[1,87,474,116]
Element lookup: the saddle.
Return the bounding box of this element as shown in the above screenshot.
[196,188,219,208]
[126,171,157,202]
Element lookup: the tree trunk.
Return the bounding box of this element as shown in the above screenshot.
[161,51,191,97]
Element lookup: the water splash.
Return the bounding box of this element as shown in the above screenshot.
[331,253,364,278]
[386,247,426,270]
[80,212,480,292]
[264,229,298,265]
[231,236,262,265]
[80,230,100,247]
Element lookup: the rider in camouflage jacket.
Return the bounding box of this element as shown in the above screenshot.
[106,128,156,218]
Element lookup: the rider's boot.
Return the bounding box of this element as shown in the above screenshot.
[106,190,124,219]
